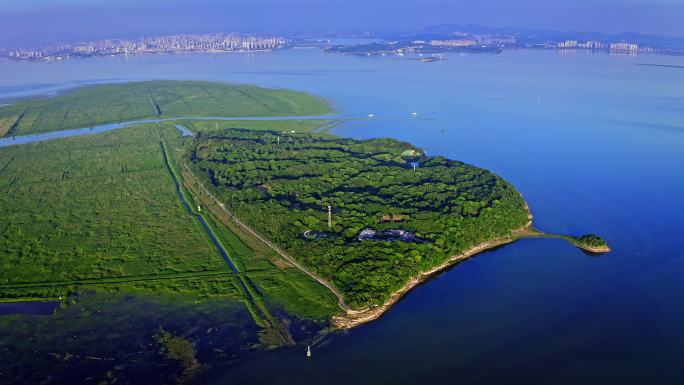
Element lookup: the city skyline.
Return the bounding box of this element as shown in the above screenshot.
[2,1,684,385]
[1,0,684,48]
[3,33,290,61]
[5,28,677,63]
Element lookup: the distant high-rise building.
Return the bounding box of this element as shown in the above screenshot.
[430,39,477,47]
[557,40,578,49]
[610,43,638,53]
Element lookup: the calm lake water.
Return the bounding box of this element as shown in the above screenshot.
[0,301,58,316]
[1,48,683,384]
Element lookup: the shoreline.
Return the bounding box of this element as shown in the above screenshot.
[573,244,612,254]
[331,216,612,329]
[332,220,539,329]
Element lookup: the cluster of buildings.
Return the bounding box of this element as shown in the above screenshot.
[429,39,478,48]
[428,35,517,48]
[556,40,640,53]
[6,33,290,61]
[3,30,669,61]
[374,34,517,55]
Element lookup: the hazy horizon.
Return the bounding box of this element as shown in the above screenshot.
[1,0,684,48]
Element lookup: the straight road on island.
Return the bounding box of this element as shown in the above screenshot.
[181,163,353,314]
[157,125,294,346]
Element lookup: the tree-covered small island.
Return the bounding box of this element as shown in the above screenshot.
[570,234,612,254]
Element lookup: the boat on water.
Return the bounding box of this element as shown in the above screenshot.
[420,56,438,63]
[306,346,312,358]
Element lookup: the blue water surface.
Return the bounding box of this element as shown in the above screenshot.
[1,48,683,384]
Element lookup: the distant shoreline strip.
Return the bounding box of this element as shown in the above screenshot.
[636,63,684,69]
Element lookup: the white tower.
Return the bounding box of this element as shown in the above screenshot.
[327,205,332,230]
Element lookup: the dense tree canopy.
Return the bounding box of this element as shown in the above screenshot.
[575,234,608,248]
[190,129,530,308]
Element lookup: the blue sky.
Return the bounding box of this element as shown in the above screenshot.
[1,0,683,47]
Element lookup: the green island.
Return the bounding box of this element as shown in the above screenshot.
[0,80,330,136]
[569,234,612,253]
[0,81,609,338]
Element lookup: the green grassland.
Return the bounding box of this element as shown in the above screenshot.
[0,81,540,325]
[189,128,530,308]
[0,120,340,326]
[164,127,339,320]
[0,80,331,136]
[179,119,334,134]
[0,124,240,301]
[186,174,340,321]
[0,81,342,328]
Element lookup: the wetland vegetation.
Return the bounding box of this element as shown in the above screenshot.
[0,80,331,136]
[0,80,610,384]
[0,124,236,301]
[0,293,260,385]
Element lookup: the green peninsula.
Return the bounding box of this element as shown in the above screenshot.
[0,81,609,334]
[189,129,530,308]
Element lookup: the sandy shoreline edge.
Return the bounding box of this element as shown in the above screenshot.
[332,220,537,329]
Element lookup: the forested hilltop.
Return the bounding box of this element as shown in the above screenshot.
[189,128,531,308]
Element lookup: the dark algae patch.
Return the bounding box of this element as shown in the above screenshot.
[0,294,260,385]
[155,329,201,382]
